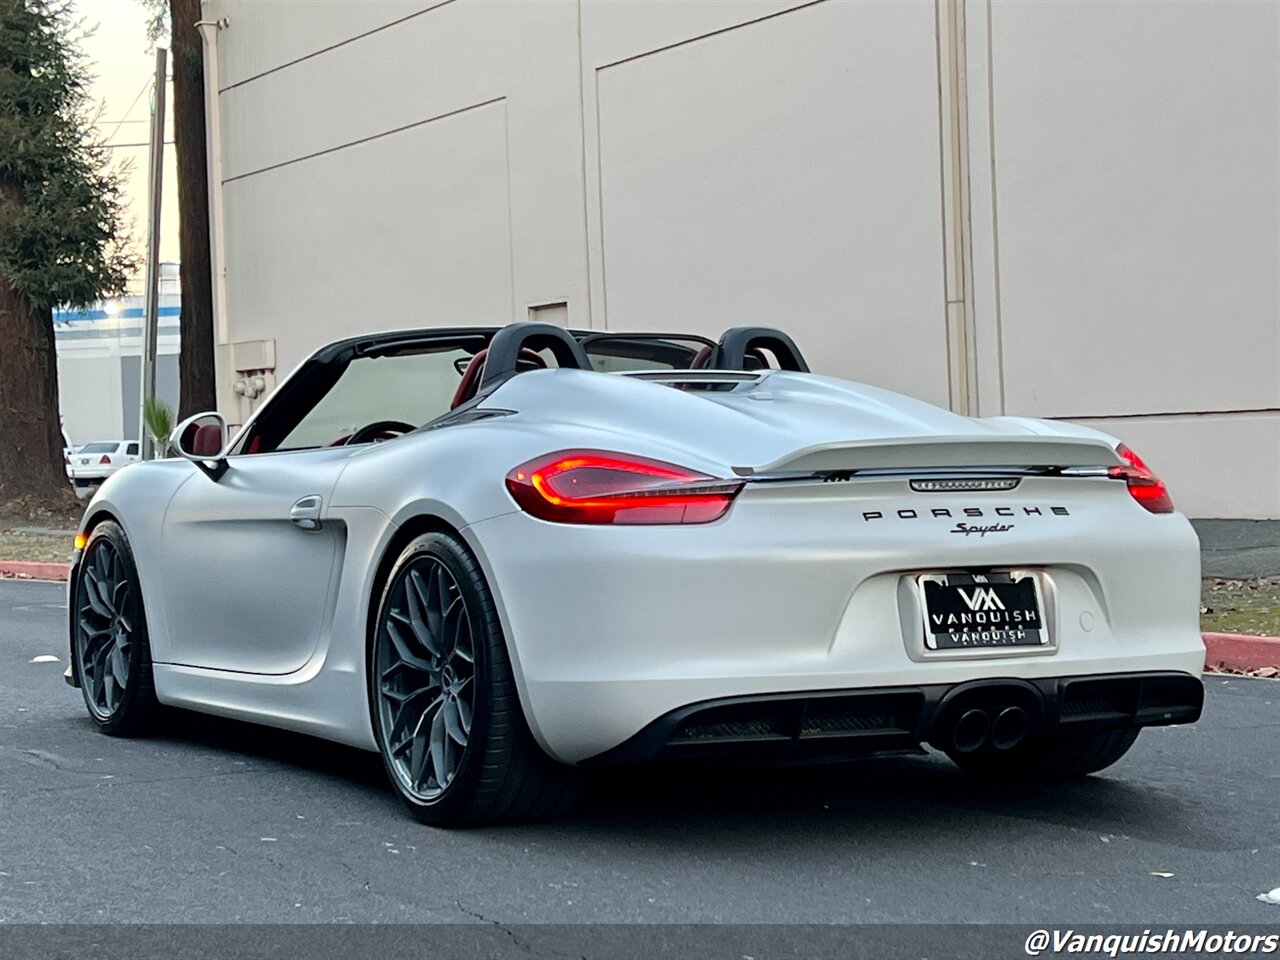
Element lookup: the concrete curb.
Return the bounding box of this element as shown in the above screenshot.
[0,561,71,581]
[1,560,1277,672]
[1202,632,1280,672]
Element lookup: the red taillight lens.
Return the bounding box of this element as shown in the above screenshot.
[505,451,744,525]
[98,455,112,465]
[1109,443,1173,513]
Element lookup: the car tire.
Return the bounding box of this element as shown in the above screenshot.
[947,728,1140,780]
[72,521,162,736]
[369,530,585,826]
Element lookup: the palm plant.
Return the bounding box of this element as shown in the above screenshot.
[143,397,175,458]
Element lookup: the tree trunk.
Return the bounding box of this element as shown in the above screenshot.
[170,0,216,418]
[0,268,73,502]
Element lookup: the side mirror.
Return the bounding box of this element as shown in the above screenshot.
[170,412,229,479]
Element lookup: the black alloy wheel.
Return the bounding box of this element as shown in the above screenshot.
[370,531,584,825]
[73,521,160,735]
[375,553,475,799]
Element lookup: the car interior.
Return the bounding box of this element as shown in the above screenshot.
[224,324,807,457]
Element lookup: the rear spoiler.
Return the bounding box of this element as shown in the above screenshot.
[733,435,1124,477]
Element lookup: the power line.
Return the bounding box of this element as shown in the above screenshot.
[104,140,175,149]
[101,77,152,144]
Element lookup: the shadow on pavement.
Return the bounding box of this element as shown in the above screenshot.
[154,707,388,790]
[126,707,1200,845]
[568,754,1178,837]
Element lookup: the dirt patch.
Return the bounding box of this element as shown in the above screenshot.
[1201,577,1280,638]
[0,493,83,531]
[1204,663,1279,679]
[0,532,74,564]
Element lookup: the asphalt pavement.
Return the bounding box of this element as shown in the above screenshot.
[2,579,1277,931]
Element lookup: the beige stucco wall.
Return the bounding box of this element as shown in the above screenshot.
[203,0,1280,518]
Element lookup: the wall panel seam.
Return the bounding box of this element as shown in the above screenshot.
[218,1,455,94]
[1054,408,1280,422]
[502,101,516,323]
[222,96,506,185]
[594,0,825,73]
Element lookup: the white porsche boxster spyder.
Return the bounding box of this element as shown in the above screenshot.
[67,322,1205,825]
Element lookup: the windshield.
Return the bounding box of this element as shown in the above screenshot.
[276,348,472,451]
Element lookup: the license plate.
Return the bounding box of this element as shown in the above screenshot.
[917,572,1047,650]
[80,459,89,465]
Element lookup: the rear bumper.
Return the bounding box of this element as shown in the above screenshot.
[466,479,1204,763]
[584,671,1204,765]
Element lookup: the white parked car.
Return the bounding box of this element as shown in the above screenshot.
[65,322,1204,826]
[66,440,141,493]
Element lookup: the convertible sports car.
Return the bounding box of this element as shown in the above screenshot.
[66,322,1205,825]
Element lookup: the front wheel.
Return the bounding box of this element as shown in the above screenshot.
[369,531,583,826]
[948,728,1140,780]
[72,521,161,736]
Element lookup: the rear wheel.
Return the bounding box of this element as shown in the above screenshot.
[948,728,1140,780]
[369,531,583,826]
[72,521,161,736]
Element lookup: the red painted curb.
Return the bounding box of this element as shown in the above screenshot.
[1203,632,1280,672]
[0,561,70,581]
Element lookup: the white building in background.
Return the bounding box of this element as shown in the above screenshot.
[201,0,1278,519]
[54,262,181,446]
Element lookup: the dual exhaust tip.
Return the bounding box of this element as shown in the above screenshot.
[950,705,1030,754]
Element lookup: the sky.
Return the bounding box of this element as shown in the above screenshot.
[74,0,182,292]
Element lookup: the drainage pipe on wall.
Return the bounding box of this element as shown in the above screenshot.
[936,0,978,416]
[195,18,229,348]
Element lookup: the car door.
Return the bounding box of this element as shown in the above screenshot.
[156,447,352,674]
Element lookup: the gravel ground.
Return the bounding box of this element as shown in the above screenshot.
[0,531,74,564]
[1201,578,1280,637]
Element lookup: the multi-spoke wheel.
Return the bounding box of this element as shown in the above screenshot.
[73,521,159,735]
[376,554,475,799]
[370,530,584,825]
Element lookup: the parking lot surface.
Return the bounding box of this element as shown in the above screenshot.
[2,579,1277,927]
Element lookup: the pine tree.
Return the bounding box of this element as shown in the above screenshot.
[0,0,137,502]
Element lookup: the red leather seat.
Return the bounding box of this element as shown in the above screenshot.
[178,422,223,456]
[450,348,547,409]
[691,345,771,371]
[191,424,223,457]
[451,349,490,410]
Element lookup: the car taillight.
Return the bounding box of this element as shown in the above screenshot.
[99,455,112,465]
[505,451,744,525]
[1109,444,1173,514]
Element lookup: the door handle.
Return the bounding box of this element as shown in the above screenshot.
[290,495,323,531]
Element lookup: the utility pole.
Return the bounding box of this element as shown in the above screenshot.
[138,47,168,458]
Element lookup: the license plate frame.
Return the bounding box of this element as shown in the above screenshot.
[916,571,1049,651]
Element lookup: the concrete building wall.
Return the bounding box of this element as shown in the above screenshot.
[968,0,1279,519]
[202,0,1280,518]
